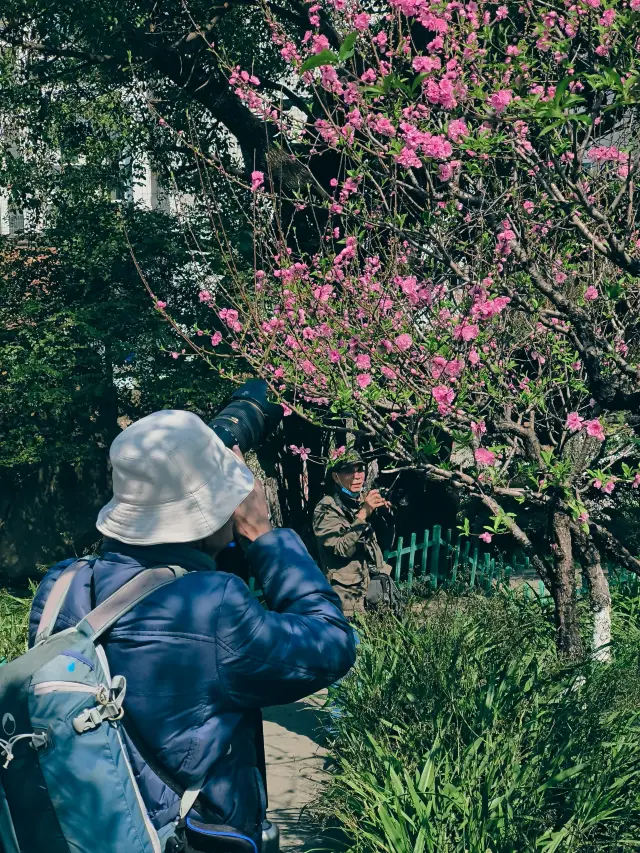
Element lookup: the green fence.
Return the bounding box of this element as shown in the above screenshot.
[248,524,640,599]
[383,524,640,599]
[383,524,519,592]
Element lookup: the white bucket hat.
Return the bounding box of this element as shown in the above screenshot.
[96,410,255,546]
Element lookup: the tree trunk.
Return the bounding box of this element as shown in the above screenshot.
[575,529,612,662]
[551,511,583,659]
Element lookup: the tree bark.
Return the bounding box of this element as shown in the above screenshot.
[574,528,612,662]
[551,511,583,659]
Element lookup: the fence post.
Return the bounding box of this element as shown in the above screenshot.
[420,529,430,578]
[431,525,441,589]
[394,536,404,586]
[452,541,460,584]
[470,546,478,588]
[483,553,491,591]
[407,532,417,589]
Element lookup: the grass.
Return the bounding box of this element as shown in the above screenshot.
[0,585,34,662]
[319,590,640,852]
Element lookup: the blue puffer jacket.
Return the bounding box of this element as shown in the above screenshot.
[28,529,356,838]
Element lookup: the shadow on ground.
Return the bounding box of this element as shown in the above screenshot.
[262,698,329,747]
[264,693,350,851]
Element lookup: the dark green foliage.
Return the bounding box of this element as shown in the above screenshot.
[322,593,640,851]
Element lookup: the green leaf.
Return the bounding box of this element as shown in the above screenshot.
[299,50,339,73]
[339,32,359,61]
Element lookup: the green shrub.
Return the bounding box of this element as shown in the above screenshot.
[0,586,33,662]
[321,592,640,852]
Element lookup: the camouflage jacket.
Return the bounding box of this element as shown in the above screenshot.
[312,490,394,616]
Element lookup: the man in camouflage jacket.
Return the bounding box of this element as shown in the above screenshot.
[312,453,395,617]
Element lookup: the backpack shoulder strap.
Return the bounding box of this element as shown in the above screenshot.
[76,564,188,642]
[35,557,95,645]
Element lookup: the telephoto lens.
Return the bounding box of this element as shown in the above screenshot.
[210,379,284,454]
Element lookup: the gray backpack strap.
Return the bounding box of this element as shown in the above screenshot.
[76,565,187,642]
[35,558,94,645]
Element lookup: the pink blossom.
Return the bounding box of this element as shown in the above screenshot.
[331,445,346,460]
[170,351,179,359]
[593,479,602,490]
[471,421,486,437]
[432,385,455,406]
[290,444,311,461]
[578,512,589,523]
[381,366,396,379]
[395,333,413,351]
[586,145,625,164]
[282,405,293,417]
[458,323,479,342]
[423,135,453,160]
[354,12,370,29]
[218,308,242,332]
[313,284,334,302]
[311,34,330,53]
[479,532,493,544]
[633,473,640,489]
[155,300,167,309]
[355,354,371,369]
[585,418,605,441]
[489,89,513,113]
[396,146,422,169]
[603,481,615,494]
[199,290,213,303]
[522,200,535,213]
[210,331,223,346]
[469,349,481,366]
[356,372,372,388]
[280,42,300,63]
[565,412,584,432]
[600,8,615,25]
[413,55,441,73]
[329,350,342,363]
[447,119,468,142]
[250,170,264,192]
[371,114,396,137]
[632,0,640,10]
[475,447,497,466]
[584,286,599,301]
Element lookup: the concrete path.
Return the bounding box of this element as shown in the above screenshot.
[263,692,343,852]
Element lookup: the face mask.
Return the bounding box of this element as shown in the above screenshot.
[340,485,361,499]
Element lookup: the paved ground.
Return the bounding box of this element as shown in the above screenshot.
[263,692,344,852]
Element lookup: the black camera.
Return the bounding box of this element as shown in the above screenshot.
[379,485,408,508]
[210,379,284,454]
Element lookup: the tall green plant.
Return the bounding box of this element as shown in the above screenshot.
[322,595,640,851]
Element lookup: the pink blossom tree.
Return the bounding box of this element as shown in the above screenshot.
[154,0,640,657]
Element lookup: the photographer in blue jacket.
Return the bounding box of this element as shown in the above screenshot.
[28,408,356,850]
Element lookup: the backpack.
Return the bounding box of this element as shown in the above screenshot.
[0,559,203,853]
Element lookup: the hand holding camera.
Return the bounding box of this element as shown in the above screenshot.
[232,447,273,547]
[357,489,391,521]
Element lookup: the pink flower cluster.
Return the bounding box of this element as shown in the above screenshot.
[475,447,497,466]
[251,171,264,192]
[218,308,242,333]
[289,444,311,461]
[565,413,605,441]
